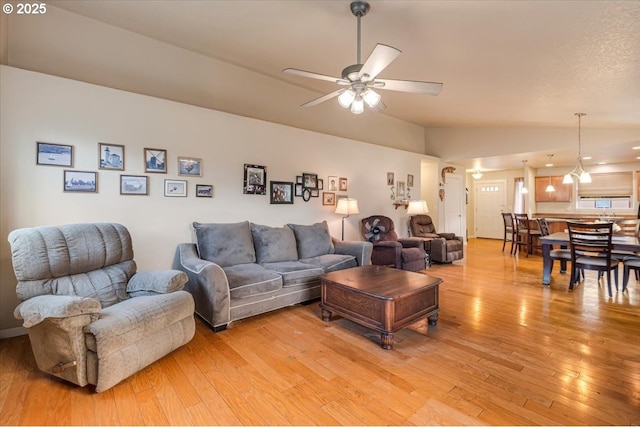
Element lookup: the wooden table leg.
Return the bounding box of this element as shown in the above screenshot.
[381,332,394,350]
[428,313,439,325]
[321,308,332,322]
[542,242,551,285]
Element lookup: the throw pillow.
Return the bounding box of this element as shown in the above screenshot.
[288,221,335,259]
[250,224,298,264]
[193,221,256,267]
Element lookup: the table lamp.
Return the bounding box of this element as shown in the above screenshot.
[407,200,429,216]
[335,198,359,240]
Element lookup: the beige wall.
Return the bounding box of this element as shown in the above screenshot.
[0,66,439,336]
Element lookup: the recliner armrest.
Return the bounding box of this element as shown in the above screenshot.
[14,295,101,328]
[398,237,425,250]
[437,233,457,240]
[127,270,188,296]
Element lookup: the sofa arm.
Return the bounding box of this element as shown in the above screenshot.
[127,270,188,296]
[332,238,373,266]
[172,243,231,330]
[398,237,425,250]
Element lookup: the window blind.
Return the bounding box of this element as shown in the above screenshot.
[577,172,633,197]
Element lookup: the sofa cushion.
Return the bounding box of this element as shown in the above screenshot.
[261,261,324,287]
[250,224,298,264]
[193,221,256,267]
[222,263,282,299]
[288,221,335,259]
[300,254,357,273]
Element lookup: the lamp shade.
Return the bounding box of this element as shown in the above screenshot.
[407,200,429,215]
[335,198,359,215]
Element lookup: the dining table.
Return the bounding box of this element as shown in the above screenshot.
[540,232,640,285]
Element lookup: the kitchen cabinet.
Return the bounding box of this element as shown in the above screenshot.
[535,176,572,202]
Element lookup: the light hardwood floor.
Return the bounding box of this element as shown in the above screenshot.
[1,238,639,425]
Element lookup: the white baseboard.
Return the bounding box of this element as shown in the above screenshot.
[0,327,27,339]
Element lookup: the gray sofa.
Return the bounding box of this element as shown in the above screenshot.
[173,220,372,331]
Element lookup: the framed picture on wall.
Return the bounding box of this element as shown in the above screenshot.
[339,177,348,191]
[295,183,303,197]
[64,170,97,193]
[270,181,293,204]
[323,192,336,206]
[37,142,73,167]
[302,173,318,189]
[195,184,213,198]
[386,172,394,186]
[327,176,338,191]
[164,179,187,197]
[244,164,267,195]
[397,181,406,198]
[120,175,148,195]
[144,148,167,173]
[407,174,414,187]
[98,143,124,170]
[178,156,202,176]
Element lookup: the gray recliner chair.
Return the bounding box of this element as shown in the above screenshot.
[410,214,464,264]
[8,223,196,392]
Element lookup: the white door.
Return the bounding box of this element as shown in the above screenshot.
[444,174,464,238]
[475,180,507,239]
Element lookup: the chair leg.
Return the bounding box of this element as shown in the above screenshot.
[606,270,613,298]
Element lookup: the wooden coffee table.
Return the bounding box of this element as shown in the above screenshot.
[320,265,441,349]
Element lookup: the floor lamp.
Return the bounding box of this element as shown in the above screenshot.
[335,198,359,240]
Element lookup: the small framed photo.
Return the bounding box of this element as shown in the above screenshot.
[64,170,97,193]
[317,179,324,190]
[99,143,124,170]
[323,192,336,206]
[295,183,303,197]
[296,176,303,184]
[327,176,338,191]
[302,173,318,189]
[196,184,213,198]
[407,174,414,187]
[386,172,394,186]
[164,179,187,197]
[178,156,202,176]
[37,142,73,167]
[144,148,167,173]
[270,181,294,204]
[311,188,320,198]
[244,164,267,195]
[339,177,348,191]
[397,181,406,198]
[120,175,148,195]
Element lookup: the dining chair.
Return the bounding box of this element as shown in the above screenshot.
[501,213,516,254]
[622,256,640,292]
[567,221,619,297]
[537,218,583,284]
[514,213,540,257]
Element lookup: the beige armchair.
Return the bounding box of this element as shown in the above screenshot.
[8,223,195,392]
[410,214,464,264]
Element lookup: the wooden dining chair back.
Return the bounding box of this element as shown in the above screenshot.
[567,221,619,297]
[538,218,583,284]
[502,213,516,254]
[514,213,540,257]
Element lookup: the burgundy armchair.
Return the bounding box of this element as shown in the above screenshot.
[360,215,426,272]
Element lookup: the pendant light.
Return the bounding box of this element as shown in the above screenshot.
[521,160,529,194]
[563,113,591,184]
[545,155,555,192]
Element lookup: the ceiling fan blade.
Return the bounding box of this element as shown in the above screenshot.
[357,44,402,81]
[375,78,443,96]
[301,89,344,107]
[283,68,346,84]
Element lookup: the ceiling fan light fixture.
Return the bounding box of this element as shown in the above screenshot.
[338,89,356,108]
[363,89,381,108]
[351,96,364,114]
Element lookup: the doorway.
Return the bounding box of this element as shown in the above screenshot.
[474,179,507,239]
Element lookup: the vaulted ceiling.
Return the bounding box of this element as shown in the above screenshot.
[7,1,640,170]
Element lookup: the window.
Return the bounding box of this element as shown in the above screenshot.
[577,172,633,210]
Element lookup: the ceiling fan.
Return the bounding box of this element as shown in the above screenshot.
[283,1,443,114]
